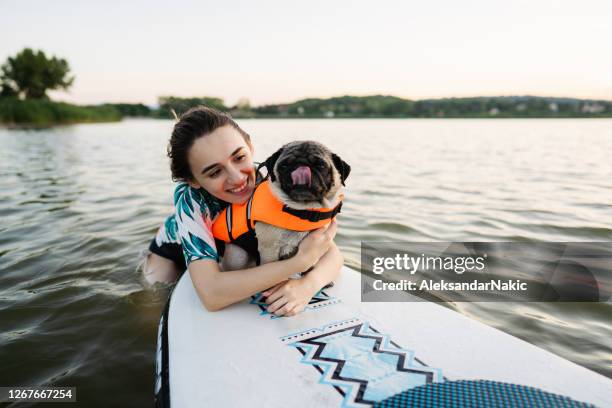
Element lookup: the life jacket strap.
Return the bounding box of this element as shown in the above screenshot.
[281,201,343,223]
[246,194,255,233]
[226,204,234,241]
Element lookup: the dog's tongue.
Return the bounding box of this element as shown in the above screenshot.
[291,166,311,186]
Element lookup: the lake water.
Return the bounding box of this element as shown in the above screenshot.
[1,118,611,406]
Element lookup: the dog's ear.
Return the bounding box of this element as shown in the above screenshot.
[331,153,351,186]
[258,147,284,182]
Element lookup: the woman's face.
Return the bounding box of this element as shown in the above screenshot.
[187,125,256,204]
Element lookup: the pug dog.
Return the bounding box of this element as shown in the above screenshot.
[219,140,350,272]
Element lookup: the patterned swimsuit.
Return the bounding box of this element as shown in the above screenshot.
[149,182,227,271]
[150,167,262,271]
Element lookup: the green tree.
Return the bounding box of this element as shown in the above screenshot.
[0,82,17,98]
[0,48,74,99]
[236,97,251,111]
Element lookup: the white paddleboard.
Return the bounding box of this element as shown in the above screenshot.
[155,266,611,407]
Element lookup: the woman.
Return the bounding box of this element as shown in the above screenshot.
[144,106,342,316]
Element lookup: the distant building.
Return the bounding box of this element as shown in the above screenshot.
[348,103,361,113]
[548,102,558,112]
[324,110,335,118]
[277,104,289,116]
[489,107,500,116]
[581,103,605,114]
[516,103,527,111]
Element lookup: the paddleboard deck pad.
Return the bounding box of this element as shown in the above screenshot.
[155,267,611,407]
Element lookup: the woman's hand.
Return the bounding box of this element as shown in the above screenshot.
[261,240,344,317]
[294,219,338,271]
[262,278,317,317]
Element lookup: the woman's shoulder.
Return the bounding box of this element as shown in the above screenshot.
[173,182,227,220]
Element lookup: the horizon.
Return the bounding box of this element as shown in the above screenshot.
[2,0,611,105]
[112,93,612,109]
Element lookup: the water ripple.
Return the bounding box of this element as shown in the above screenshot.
[1,119,611,404]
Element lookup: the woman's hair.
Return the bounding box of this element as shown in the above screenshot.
[167,106,251,182]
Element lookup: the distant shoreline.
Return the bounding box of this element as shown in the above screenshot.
[144,95,612,121]
[0,98,121,126]
[6,115,611,128]
[228,115,612,119]
[2,94,611,126]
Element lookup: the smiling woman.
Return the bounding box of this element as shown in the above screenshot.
[144,106,343,316]
[185,128,257,203]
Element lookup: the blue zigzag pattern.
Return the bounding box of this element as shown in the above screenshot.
[287,322,443,407]
[250,289,338,319]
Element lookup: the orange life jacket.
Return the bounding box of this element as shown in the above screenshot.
[212,179,343,263]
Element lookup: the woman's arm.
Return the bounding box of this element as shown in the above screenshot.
[301,241,344,292]
[190,221,338,311]
[189,256,304,311]
[263,242,343,316]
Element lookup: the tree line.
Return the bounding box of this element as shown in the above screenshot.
[140,94,612,119]
[1,48,610,125]
[0,48,119,125]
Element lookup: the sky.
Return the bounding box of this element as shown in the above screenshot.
[1,0,611,106]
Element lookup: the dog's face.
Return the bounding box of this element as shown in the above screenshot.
[259,141,350,204]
